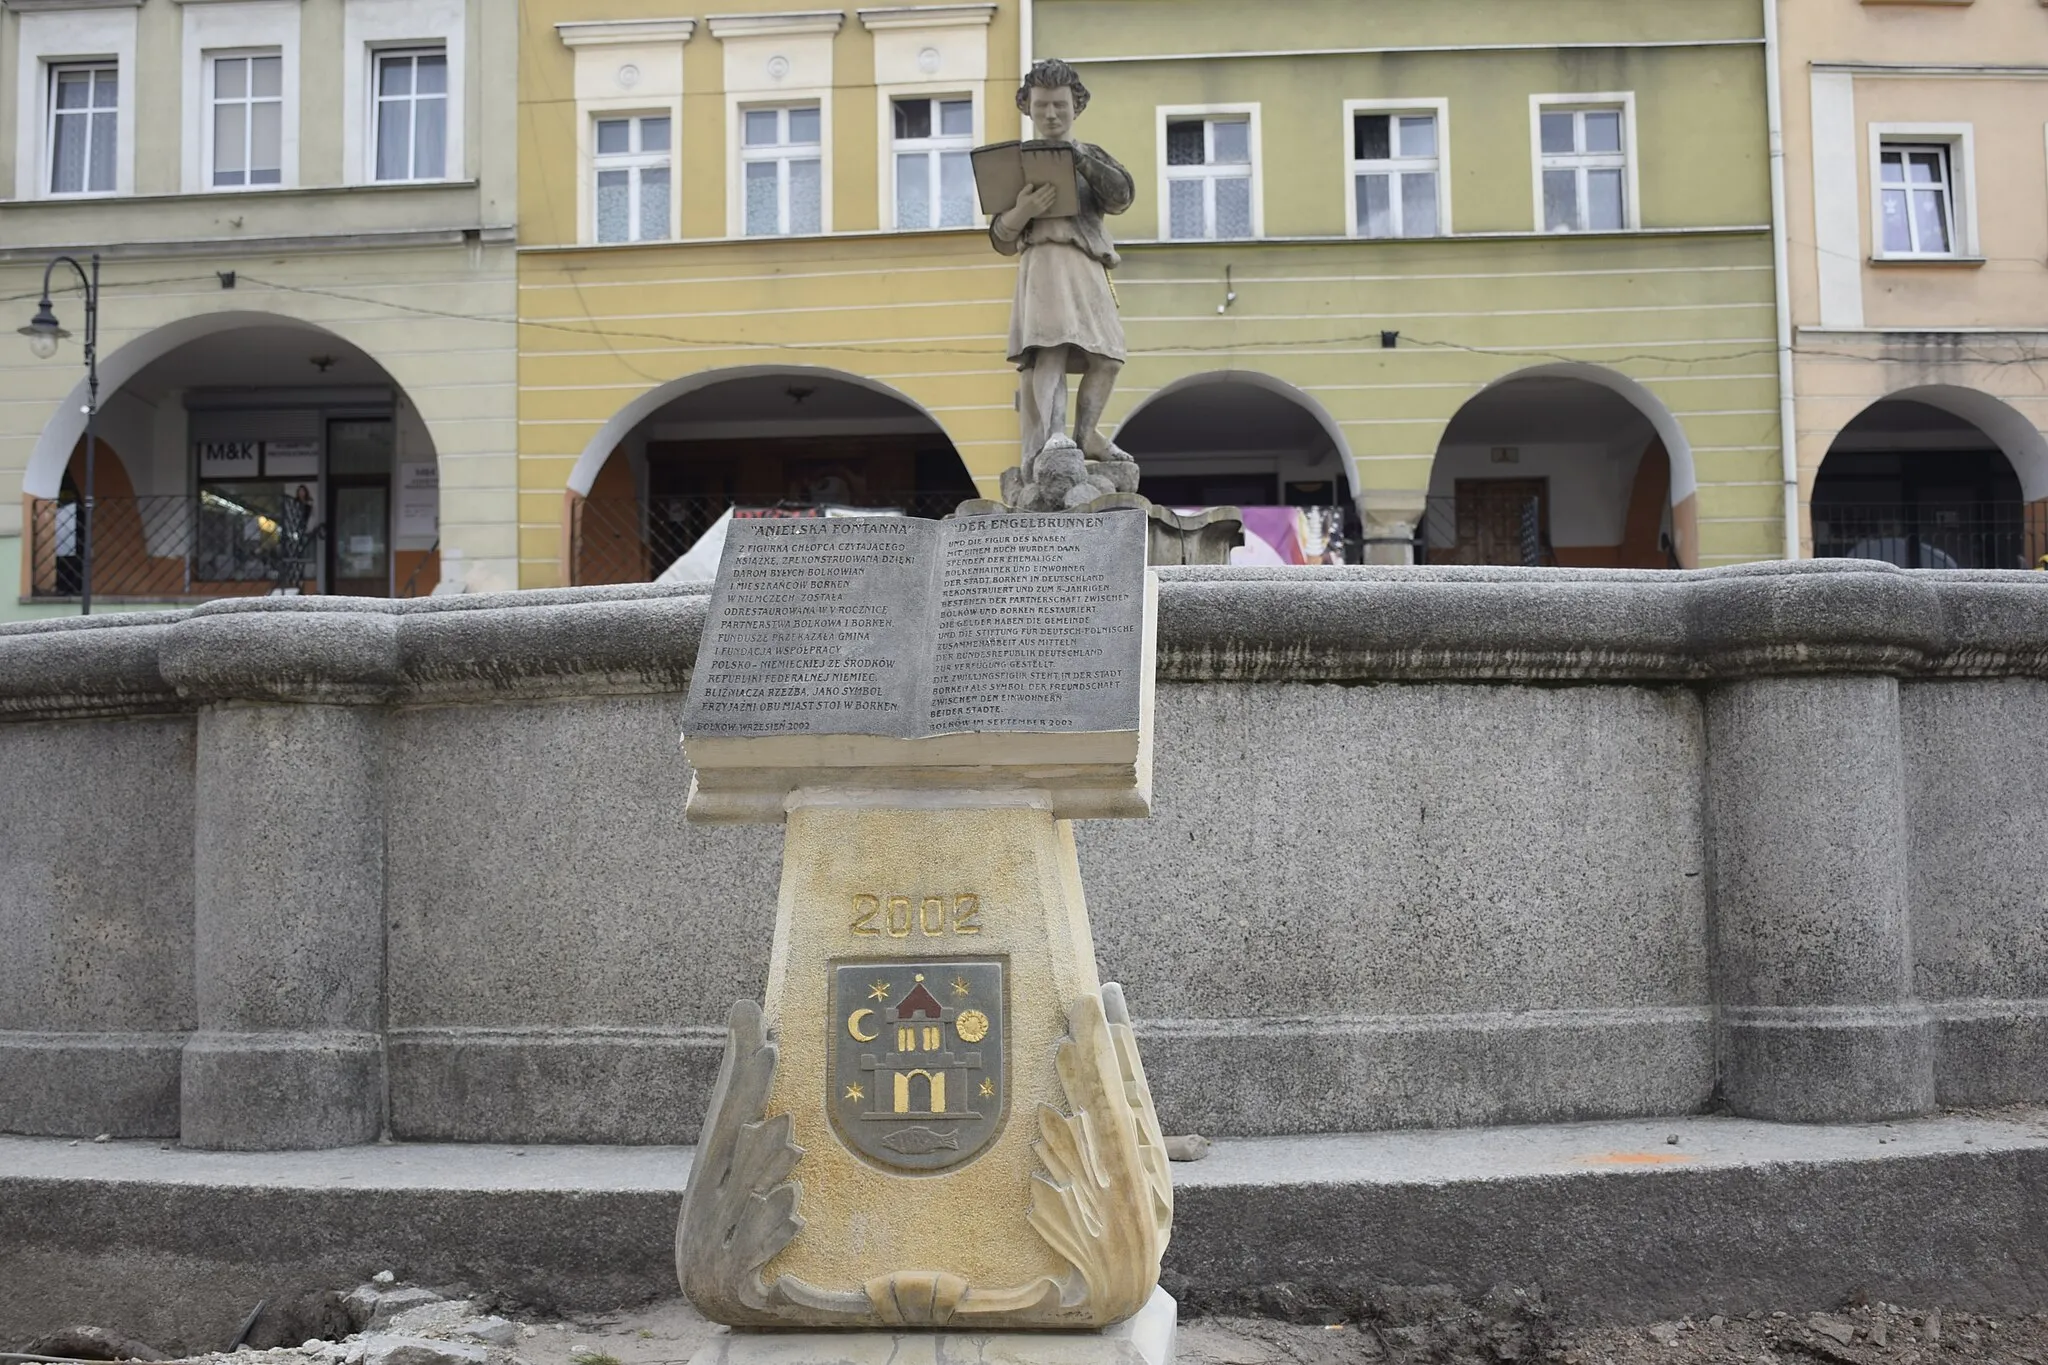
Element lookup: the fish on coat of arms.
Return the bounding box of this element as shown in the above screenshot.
[830,959,1006,1171]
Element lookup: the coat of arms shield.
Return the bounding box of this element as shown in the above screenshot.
[828,959,1007,1171]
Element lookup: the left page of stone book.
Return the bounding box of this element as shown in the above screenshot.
[680,516,935,740]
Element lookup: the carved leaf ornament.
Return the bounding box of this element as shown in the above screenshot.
[676,988,1172,1329]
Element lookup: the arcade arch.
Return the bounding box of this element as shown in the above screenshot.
[567,367,976,585]
[1810,386,2047,570]
[1112,371,1358,563]
[1424,363,1697,568]
[23,312,440,601]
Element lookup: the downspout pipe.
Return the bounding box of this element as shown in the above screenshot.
[1764,0,1802,560]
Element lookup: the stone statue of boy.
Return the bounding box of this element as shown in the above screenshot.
[991,59,1136,495]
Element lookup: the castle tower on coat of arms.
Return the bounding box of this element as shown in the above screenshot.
[859,972,987,1118]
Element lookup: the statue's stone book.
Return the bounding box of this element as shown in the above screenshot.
[970,140,1081,218]
[681,510,1154,821]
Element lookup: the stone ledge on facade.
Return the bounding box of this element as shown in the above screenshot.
[706,9,846,39]
[555,17,698,47]
[3,563,2048,719]
[856,4,998,31]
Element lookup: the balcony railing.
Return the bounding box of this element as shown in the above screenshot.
[1811,502,2041,571]
[569,493,977,586]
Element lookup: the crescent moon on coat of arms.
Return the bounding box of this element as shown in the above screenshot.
[847,1008,879,1043]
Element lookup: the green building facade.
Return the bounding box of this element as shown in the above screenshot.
[1042,0,1783,566]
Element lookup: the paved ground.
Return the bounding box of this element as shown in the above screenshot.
[506,1294,2048,1365]
[496,1292,2048,1365]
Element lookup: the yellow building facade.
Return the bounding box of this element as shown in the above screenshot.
[516,0,1027,587]
[1779,0,2048,569]
[517,0,1789,581]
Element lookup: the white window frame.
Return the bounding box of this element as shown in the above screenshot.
[1868,122,1979,260]
[557,22,693,246]
[738,101,826,237]
[343,0,467,188]
[13,6,136,201]
[592,112,674,244]
[204,49,287,191]
[1155,102,1262,241]
[1343,98,1451,239]
[1529,92,1639,233]
[181,1,301,195]
[884,90,979,231]
[369,46,450,183]
[44,61,120,198]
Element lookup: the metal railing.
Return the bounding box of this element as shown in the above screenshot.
[570,493,978,586]
[1810,502,2040,571]
[26,493,322,600]
[1416,493,1549,567]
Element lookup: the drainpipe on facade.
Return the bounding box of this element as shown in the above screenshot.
[1019,0,1032,76]
[1764,0,1802,560]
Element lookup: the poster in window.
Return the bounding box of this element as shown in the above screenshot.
[197,440,261,478]
[265,439,320,478]
[396,461,439,538]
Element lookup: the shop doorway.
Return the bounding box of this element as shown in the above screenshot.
[325,418,396,596]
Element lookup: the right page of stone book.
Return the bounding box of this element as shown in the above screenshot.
[923,510,1148,736]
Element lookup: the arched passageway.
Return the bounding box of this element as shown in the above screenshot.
[568,368,976,585]
[1811,389,2047,570]
[1113,372,1357,564]
[24,314,441,602]
[1425,364,1697,568]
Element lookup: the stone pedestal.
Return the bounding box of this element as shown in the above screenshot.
[677,796,1170,1331]
[1708,675,1934,1121]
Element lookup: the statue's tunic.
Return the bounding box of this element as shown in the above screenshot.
[990,141,1135,373]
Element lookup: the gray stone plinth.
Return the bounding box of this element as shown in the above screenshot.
[685,1291,1176,1365]
[8,1114,2048,1354]
[1706,676,1934,1121]
[185,703,386,1149]
[180,1030,384,1150]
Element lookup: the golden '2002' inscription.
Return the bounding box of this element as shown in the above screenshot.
[850,893,981,938]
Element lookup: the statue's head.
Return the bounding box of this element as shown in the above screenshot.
[1016,58,1089,141]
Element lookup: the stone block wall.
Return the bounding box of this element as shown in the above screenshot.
[1,562,2043,1149]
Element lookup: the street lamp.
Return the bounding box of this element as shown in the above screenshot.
[18,254,100,614]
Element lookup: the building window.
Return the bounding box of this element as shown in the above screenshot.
[1164,114,1252,239]
[1351,110,1439,238]
[742,104,822,236]
[211,53,283,187]
[594,114,671,243]
[373,47,447,182]
[48,63,118,195]
[1538,104,1627,232]
[892,96,973,229]
[1878,143,1956,256]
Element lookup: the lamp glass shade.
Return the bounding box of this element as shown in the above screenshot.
[20,299,67,359]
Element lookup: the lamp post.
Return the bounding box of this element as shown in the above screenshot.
[19,253,101,615]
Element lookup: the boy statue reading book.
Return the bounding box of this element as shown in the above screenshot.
[991,59,1137,499]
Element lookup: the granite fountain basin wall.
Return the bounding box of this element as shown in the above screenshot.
[1,562,2044,1150]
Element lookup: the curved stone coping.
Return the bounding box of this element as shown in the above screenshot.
[1155,559,2048,682]
[1,562,2044,721]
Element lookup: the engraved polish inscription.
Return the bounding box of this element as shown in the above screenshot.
[685,519,925,737]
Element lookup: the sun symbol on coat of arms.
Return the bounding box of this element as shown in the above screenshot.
[955,1008,990,1044]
